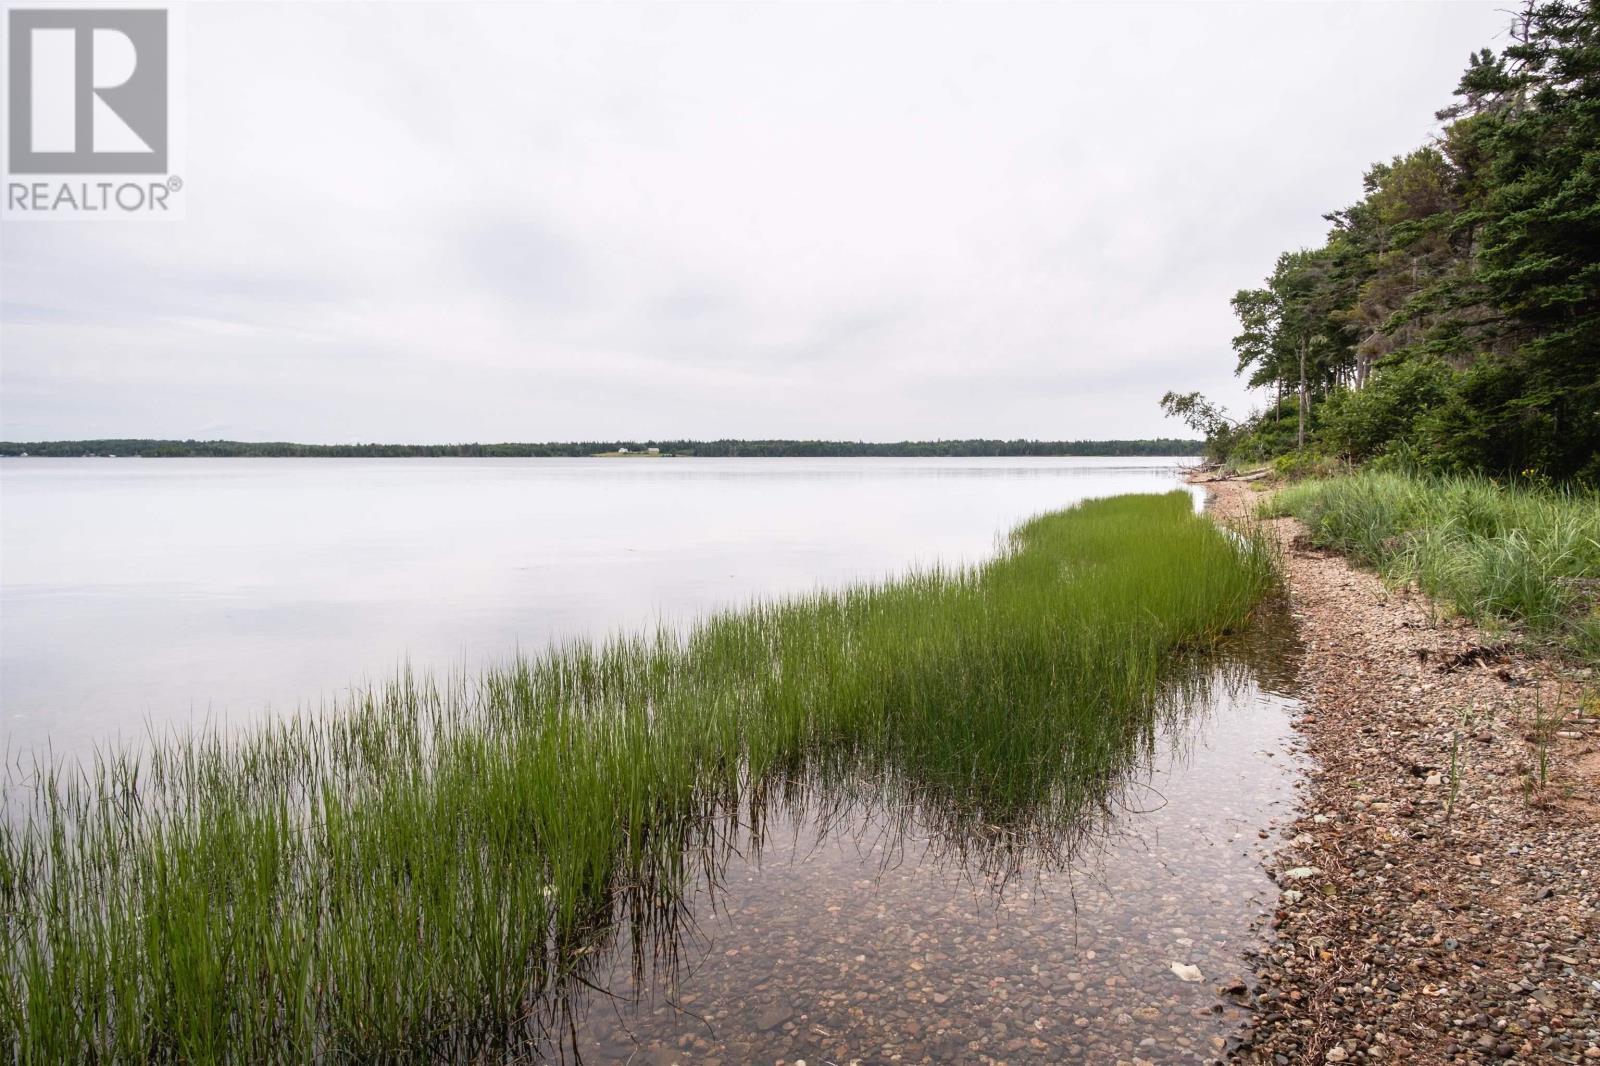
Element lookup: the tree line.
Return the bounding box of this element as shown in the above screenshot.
[0,438,1204,459]
[1164,0,1599,483]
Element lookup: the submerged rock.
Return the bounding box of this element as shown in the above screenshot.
[1169,962,1204,983]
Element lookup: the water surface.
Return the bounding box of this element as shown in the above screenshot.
[1,456,1192,753]
[1,454,1306,1065]
[545,617,1305,1065]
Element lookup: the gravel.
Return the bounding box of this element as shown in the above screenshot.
[1203,478,1600,1066]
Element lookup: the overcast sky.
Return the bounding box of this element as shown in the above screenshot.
[1,1,1510,444]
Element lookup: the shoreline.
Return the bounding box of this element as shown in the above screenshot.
[1197,476,1599,1064]
[2,494,1275,1061]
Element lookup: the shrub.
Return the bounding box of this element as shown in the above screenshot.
[1317,359,1454,463]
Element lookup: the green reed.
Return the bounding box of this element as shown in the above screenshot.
[0,491,1274,1063]
[1270,471,1600,660]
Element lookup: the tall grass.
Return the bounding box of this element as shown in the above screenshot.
[1270,471,1600,658]
[0,492,1274,1062]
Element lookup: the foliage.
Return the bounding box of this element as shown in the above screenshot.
[1227,397,1320,466]
[0,437,1205,459]
[1316,358,1455,464]
[1269,450,1348,482]
[1158,392,1239,461]
[1164,0,1600,483]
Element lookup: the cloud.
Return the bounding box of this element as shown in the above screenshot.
[0,1,1511,442]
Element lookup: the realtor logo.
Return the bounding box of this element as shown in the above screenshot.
[7,8,167,173]
[4,6,182,219]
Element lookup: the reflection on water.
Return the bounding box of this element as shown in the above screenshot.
[0,457,1193,754]
[3,457,1290,1065]
[533,608,1304,1065]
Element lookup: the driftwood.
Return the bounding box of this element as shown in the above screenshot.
[1189,467,1271,484]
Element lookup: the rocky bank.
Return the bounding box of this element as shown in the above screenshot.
[1201,477,1600,1065]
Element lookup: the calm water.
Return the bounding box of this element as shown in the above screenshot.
[1,456,1194,754]
[2,455,1309,1064]
[545,617,1306,1066]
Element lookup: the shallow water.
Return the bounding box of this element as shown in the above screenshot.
[544,617,1306,1065]
[1,457,1300,1063]
[0,456,1194,754]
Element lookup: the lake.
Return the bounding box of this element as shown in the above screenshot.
[1,455,1196,755]
[1,455,1313,1064]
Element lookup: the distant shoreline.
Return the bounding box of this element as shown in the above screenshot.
[0,438,1204,459]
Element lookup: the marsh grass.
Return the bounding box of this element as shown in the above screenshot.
[1270,472,1600,660]
[0,492,1274,1063]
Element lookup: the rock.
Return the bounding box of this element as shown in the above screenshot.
[755,1006,792,1032]
[1197,481,1599,1066]
[1169,962,1204,983]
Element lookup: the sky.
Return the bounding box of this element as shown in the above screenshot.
[0,1,1512,444]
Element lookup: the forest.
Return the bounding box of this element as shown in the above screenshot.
[1165,0,1599,483]
[0,438,1202,458]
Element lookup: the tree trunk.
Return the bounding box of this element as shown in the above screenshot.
[1297,337,1308,450]
[1356,333,1377,390]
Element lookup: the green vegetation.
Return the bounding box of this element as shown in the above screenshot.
[0,437,1202,459]
[1163,0,1600,483]
[1,493,1271,1062]
[1271,471,1600,659]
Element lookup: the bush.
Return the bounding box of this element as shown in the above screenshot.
[1317,359,1454,464]
[1225,397,1312,465]
[1270,451,1347,481]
